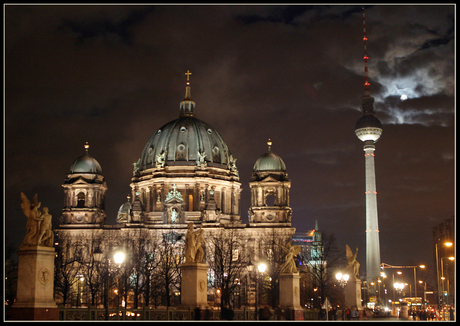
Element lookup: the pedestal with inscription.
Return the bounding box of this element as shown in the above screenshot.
[180,262,208,308]
[9,246,58,320]
[279,272,304,320]
[344,277,363,311]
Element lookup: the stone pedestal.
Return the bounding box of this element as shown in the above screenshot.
[180,262,208,308]
[279,272,304,320]
[344,278,363,310]
[9,246,58,320]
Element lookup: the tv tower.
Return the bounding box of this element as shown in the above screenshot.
[355,7,383,282]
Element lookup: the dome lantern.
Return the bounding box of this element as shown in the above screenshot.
[253,140,286,173]
[180,70,195,117]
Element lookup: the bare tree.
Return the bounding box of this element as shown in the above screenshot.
[303,231,344,309]
[149,231,183,307]
[206,227,251,310]
[54,233,83,306]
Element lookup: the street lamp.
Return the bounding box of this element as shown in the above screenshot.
[93,248,125,320]
[336,273,349,320]
[418,280,427,303]
[253,262,266,320]
[435,241,453,307]
[113,251,125,308]
[394,283,405,301]
[413,265,425,298]
[392,271,402,301]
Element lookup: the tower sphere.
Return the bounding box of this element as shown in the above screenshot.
[355,114,383,142]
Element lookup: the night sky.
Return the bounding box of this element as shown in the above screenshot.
[4,4,454,285]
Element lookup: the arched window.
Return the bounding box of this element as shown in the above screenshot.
[265,194,275,207]
[77,192,85,208]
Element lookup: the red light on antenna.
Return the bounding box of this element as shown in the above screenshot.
[364,82,370,86]
[364,56,369,60]
[363,37,368,41]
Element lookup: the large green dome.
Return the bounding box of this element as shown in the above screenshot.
[137,116,235,171]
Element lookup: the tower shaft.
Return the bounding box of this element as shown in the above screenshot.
[364,142,381,281]
[355,8,382,283]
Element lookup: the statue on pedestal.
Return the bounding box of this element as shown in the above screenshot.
[20,192,54,248]
[185,222,204,263]
[345,245,360,280]
[279,243,301,274]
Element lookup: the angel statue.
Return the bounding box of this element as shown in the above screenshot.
[156,151,166,168]
[345,245,360,280]
[20,192,53,248]
[279,242,301,274]
[196,151,207,167]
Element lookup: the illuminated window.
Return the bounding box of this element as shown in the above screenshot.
[188,194,193,211]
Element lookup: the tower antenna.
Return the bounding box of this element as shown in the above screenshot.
[363,7,370,94]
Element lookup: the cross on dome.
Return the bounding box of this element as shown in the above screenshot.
[185,70,192,82]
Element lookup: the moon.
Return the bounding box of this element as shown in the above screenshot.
[400,94,408,101]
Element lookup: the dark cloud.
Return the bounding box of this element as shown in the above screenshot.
[5,4,454,286]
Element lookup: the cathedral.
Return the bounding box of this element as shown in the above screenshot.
[54,72,298,307]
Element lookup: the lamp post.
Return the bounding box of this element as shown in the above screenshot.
[435,242,453,307]
[336,272,349,320]
[380,271,387,311]
[93,248,125,320]
[392,271,402,301]
[413,265,425,298]
[113,251,125,310]
[256,263,266,320]
[418,280,427,304]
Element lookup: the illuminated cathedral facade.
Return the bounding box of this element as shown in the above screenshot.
[54,72,298,308]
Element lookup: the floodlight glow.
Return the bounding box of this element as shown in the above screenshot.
[114,252,125,264]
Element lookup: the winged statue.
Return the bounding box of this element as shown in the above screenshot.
[345,244,360,280]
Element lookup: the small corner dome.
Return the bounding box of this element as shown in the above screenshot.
[116,200,131,223]
[70,154,102,174]
[118,201,132,214]
[253,151,286,172]
[69,143,102,174]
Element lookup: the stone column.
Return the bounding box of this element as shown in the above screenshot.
[279,272,304,320]
[180,262,208,309]
[9,246,59,320]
